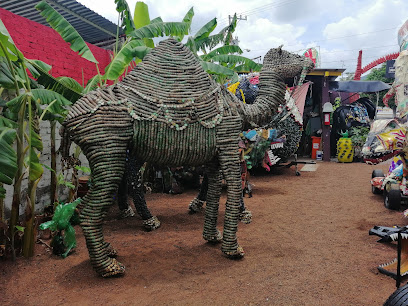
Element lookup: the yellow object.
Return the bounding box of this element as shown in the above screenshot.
[227,82,240,94]
[239,89,246,104]
[337,137,354,162]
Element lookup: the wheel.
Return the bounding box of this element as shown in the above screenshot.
[384,283,408,306]
[384,183,401,210]
[372,169,385,178]
[371,184,382,194]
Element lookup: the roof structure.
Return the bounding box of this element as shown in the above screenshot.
[0,0,121,47]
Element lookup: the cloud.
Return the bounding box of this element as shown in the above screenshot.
[321,0,408,72]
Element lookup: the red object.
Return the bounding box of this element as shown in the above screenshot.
[324,113,330,126]
[0,8,112,85]
[311,136,321,159]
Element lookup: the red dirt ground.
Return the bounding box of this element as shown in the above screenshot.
[1,161,406,305]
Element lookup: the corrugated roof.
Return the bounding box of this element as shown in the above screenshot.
[0,0,121,47]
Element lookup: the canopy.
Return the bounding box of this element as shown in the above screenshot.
[329,81,391,93]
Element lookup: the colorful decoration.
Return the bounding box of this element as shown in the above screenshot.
[303,47,319,66]
[337,131,354,163]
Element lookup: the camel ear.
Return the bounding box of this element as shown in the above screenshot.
[278,45,283,54]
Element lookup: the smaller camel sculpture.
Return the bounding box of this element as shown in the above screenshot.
[62,38,313,277]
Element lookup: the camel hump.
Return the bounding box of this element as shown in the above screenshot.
[121,38,215,104]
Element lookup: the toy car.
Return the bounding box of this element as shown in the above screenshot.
[371,156,406,210]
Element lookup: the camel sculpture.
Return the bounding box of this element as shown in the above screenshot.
[62,38,313,277]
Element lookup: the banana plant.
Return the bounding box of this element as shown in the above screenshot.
[0,18,74,258]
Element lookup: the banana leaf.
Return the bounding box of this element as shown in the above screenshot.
[35,1,98,64]
[150,17,163,23]
[0,127,17,193]
[104,40,151,80]
[234,63,263,73]
[0,60,16,89]
[28,59,83,102]
[83,75,103,94]
[128,22,190,40]
[55,77,84,94]
[201,45,243,61]
[193,18,217,41]
[210,54,261,69]
[176,7,194,42]
[0,19,23,61]
[0,116,17,128]
[25,59,52,79]
[200,61,235,78]
[133,1,154,48]
[115,0,135,35]
[28,146,43,181]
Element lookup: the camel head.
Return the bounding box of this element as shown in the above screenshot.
[362,119,408,165]
[261,45,315,79]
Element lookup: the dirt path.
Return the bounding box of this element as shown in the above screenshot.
[1,161,405,305]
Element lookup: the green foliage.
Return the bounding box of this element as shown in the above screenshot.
[193,18,217,41]
[74,165,91,175]
[28,59,83,103]
[350,126,370,148]
[35,1,98,64]
[133,1,154,47]
[0,19,23,61]
[104,40,151,80]
[361,63,394,108]
[201,45,243,61]
[0,127,17,197]
[115,0,136,35]
[57,173,75,190]
[129,22,190,40]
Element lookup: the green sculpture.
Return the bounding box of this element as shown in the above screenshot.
[39,198,81,258]
[61,38,313,277]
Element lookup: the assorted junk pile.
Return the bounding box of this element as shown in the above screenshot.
[229,73,314,176]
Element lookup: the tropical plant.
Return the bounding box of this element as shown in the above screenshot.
[350,126,370,158]
[0,17,74,258]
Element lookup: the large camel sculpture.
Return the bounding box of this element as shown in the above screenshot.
[62,38,313,277]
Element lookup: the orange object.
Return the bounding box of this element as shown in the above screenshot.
[311,136,321,159]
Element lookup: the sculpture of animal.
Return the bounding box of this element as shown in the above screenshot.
[62,38,313,277]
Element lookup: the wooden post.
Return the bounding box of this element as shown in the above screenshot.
[322,76,331,161]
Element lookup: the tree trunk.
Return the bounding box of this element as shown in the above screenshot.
[50,121,57,203]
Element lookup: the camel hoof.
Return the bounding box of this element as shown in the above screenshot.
[189,198,205,214]
[100,258,125,278]
[224,245,245,259]
[239,210,252,224]
[143,216,161,231]
[204,229,223,243]
[118,207,135,219]
[104,243,118,258]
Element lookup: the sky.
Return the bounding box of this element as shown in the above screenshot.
[77,0,408,76]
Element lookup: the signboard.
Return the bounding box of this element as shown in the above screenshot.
[385,60,396,78]
[398,19,408,51]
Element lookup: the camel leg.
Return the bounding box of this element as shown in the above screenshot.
[127,157,160,231]
[80,142,129,277]
[219,152,245,258]
[203,162,223,243]
[189,174,208,213]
